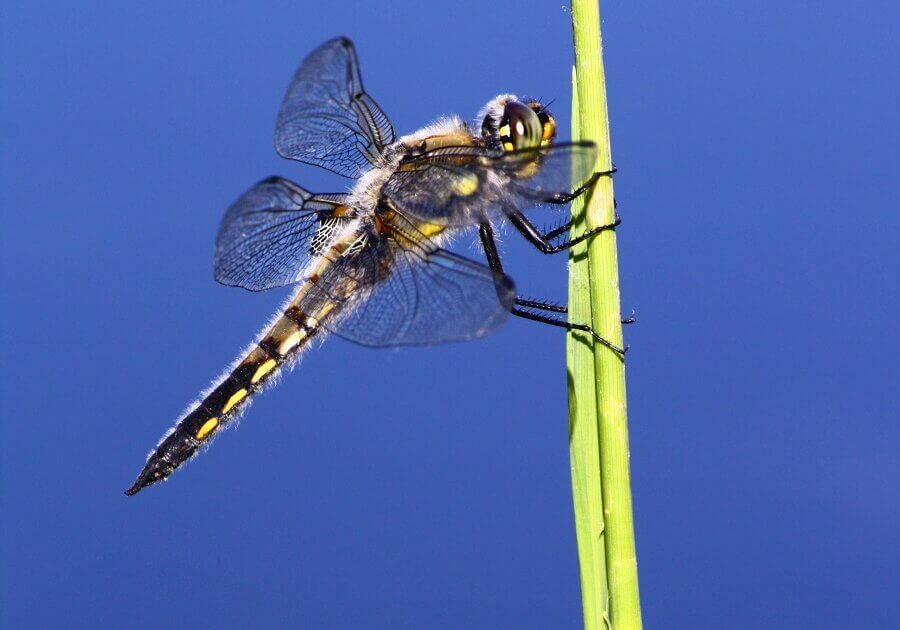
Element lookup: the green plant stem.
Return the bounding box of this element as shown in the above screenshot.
[567,70,611,630]
[569,1,643,628]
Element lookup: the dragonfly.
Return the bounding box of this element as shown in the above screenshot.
[125,37,621,496]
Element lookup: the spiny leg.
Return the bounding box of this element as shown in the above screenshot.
[478,223,626,358]
[543,197,618,241]
[517,296,636,326]
[542,167,617,206]
[541,221,574,242]
[515,297,566,314]
[525,166,619,251]
[532,165,633,323]
[511,308,627,360]
[538,198,617,243]
[507,209,620,254]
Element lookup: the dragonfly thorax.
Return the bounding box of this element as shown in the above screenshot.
[346,149,403,216]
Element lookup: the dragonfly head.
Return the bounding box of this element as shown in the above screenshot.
[480,95,557,153]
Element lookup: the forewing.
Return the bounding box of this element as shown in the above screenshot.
[381,142,597,226]
[215,177,352,291]
[275,37,395,178]
[497,141,598,204]
[308,214,515,347]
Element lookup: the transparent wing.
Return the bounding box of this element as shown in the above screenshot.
[382,142,597,226]
[215,177,352,292]
[306,213,515,347]
[275,37,395,178]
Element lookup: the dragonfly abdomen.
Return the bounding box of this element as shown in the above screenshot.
[125,293,326,496]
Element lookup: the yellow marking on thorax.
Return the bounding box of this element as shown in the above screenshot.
[196,417,219,440]
[415,131,474,153]
[222,389,248,414]
[451,171,479,197]
[251,359,277,384]
[379,206,448,243]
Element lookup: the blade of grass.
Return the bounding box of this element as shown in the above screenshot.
[569,1,643,628]
[567,67,612,630]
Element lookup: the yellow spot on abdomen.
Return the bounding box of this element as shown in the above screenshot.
[222,389,248,414]
[251,359,277,384]
[196,417,219,440]
[278,329,306,355]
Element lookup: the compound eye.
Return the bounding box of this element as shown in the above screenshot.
[499,101,543,152]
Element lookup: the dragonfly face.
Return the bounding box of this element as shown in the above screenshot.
[481,96,557,152]
[125,37,604,496]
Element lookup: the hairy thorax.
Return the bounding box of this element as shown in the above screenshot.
[348,115,480,246]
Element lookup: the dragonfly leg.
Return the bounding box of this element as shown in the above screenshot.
[539,194,618,241]
[541,220,573,242]
[543,167,616,205]
[511,308,627,360]
[507,209,620,254]
[515,297,566,314]
[517,298,636,326]
[478,223,627,358]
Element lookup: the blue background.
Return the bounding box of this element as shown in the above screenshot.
[2,1,897,628]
